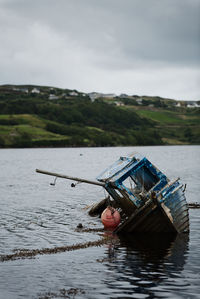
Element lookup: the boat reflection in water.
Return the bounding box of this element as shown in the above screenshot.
[102,232,189,298]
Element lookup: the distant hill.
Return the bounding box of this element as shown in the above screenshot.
[0,84,199,148]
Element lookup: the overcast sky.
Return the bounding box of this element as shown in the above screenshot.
[0,0,200,100]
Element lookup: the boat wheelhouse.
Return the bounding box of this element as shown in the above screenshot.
[97,153,189,234]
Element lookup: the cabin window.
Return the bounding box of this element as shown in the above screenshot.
[132,166,159,192]
[122,177,136,192]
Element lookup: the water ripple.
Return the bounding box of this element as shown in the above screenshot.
[0,146,200,299]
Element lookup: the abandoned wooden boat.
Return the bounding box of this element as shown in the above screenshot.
[36,152,189,234]
[96,152,189,234]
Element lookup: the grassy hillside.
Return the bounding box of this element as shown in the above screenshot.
[0,84,199,147]
[133,107,200,144]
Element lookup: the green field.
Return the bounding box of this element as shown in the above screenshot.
[0,115,70,147]
[135,109,200,125]
[0,84,199,147]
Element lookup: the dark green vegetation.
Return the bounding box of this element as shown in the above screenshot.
[0,84,199,148]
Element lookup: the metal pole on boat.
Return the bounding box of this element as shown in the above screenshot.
[36,169,106,187]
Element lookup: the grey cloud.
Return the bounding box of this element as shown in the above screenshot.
[0,0,199,100]
[3,0,199,69]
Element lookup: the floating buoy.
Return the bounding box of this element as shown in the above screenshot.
[101,206,121,229]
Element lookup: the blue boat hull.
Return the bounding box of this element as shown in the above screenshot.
[114,186,189,234]
[159,187,189,233]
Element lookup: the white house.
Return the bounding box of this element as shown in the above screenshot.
[31,88,40,94]
[187,101,200,108]
[69,91,78,96]
[176,102,181,107]
[88,92,116,101]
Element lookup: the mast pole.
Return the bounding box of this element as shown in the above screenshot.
[36,169,105,187]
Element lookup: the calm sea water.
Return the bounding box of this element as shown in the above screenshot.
[0,146,200,299]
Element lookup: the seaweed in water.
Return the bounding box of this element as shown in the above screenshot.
[0,238,108,262]
[38,287,85,299]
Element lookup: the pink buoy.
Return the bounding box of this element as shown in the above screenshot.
[101,206,121,229]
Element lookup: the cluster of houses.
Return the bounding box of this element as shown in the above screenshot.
[0,85,199,108]
[88,92,200,108]
[10,86,87,100]
[175,101,200,108]
[12,87,40,94]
